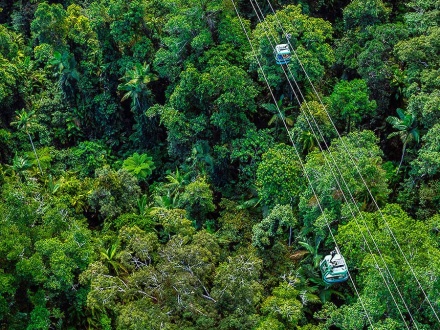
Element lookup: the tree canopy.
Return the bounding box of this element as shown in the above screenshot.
[0,0,439,328]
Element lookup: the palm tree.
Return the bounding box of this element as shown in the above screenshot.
[137,194,149,216]
[9,155,32,180]
[100,243,127,276]
[11,109,43,175]
[122,152,156,181]
[298,237,323,269]
[386,108,420,173]
[299,131,318,154]
[118,63,158,113]
[163,168,190,196]
[152,169,190,210]
[49,51,79,100]
[118,63,158,147]
[262,95,295,135]
[154,192,180,209]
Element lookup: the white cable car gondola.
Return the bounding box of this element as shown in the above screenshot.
[274,44,291,65]
[319,247,349,285]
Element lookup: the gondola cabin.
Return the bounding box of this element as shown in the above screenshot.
[319,248,349,285]
[274,44,291,65]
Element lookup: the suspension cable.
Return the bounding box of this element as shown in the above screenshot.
[249,1,414,327]
[264,0,440,324]
[230,0,375,328]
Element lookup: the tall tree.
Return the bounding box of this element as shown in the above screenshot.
[118,62,158,147]
[11,109,43,175]
[343,0,390,30]
[329,79,377,133]
[256,143,304,210]
[299,130,389,232]
[386,108,419,173]
[118,63,157,113]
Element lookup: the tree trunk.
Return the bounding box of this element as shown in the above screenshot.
[28,133,43,175]
[396,140,407,174]
[288,226,292,247]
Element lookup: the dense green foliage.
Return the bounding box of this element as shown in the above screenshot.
[0,0,439,328]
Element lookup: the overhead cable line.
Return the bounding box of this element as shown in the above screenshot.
[230,0,375,328]
[263,0,440,324]
[249,0,416,327]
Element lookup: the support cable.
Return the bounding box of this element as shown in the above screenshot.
[249,0,413,327]
[230,0,375,328]
[264,0,440,324]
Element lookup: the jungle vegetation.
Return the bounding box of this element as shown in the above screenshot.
[0,0,439,329]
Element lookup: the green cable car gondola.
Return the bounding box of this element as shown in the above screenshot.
[274,44,291,65]
[319,247,349,285]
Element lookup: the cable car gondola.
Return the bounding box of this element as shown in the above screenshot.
[319,247,349,285]
[274,44,291,65]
